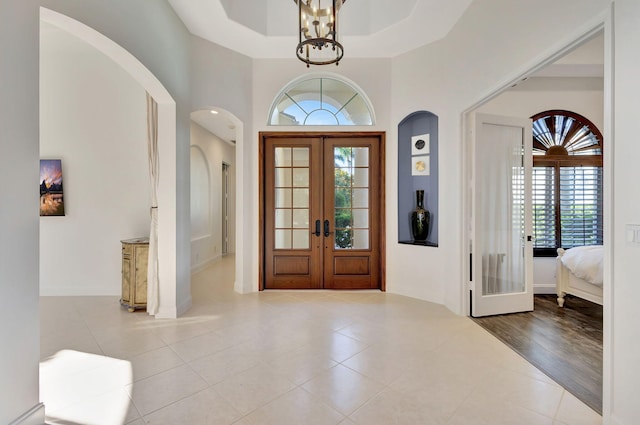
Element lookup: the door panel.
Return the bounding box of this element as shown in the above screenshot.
[264,138,323,289]
[263,134,382,290]
[323,138,380,289]
[472,114,533,317]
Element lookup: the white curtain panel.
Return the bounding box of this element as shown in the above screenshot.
[479,124,525,295]
[146,93,159,315]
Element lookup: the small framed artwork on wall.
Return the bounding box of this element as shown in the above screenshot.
[40,159,65,216]
[411,155,430,176]
[411,134,430,156]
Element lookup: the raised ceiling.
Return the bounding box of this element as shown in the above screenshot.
[167,0,474,59]
[170,0,474,142]
[167,2,603,142]
[42,4,604,145]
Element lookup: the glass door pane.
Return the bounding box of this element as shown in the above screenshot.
[333,147,369,250]
[274,147,310,250]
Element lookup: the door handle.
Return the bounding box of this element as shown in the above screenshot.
[324,220,331,237]
[314,220,321,237]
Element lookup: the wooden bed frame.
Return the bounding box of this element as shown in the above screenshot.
[556,248,603,307]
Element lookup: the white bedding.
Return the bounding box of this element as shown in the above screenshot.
[560,245,604,286]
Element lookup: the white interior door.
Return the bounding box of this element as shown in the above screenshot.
[472,113,533,317]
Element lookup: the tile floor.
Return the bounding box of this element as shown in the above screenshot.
[40,255,601,425]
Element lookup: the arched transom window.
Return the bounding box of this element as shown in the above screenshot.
[268,77,374,126]
[532,109,602,156]
[531,110,603,255]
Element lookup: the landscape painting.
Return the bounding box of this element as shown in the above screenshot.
[40,159,65,216]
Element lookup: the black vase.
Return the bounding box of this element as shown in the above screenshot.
[411,190,430,241]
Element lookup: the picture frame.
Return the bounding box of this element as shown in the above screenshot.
[411,155,430,176]
[411,133,430,156]
[40,159,65,216]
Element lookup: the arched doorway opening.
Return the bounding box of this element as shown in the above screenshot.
[40,7,179,317]
[190,108,245,294]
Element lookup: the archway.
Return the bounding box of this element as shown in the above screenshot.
[40,8,179,318]
[190,108,246,293]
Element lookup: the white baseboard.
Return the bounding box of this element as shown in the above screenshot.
[155,306,177,319]
[534,284,556,295]
[155,295,192,319]
[9,403,45,425]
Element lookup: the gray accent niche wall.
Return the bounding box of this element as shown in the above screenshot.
[397,111,439,246]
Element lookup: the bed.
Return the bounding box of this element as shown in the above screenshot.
[556,245,603,307]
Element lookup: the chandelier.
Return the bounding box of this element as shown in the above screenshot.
[295,0,346,67]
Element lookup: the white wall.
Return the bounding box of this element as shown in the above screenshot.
[189,36,252,293]
[391,0,611,314]
[0,1,42,423]
[478,77,604,131]
[40,22,149,296]
[248,26,606,305]
[389,0,640,423]
[532,258,558,295]
[38,0,193,319]
[191,145,211,240]
[477,76,604,294]
[190,122,236,271]
[1,0,191,421]
[612,1,640,423]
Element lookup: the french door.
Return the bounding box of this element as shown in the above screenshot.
[261,133,383,290]
[471,114,533,317]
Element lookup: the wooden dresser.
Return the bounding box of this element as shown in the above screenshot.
[120,237,149,312]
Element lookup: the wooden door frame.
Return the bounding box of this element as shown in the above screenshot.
[259,131,386,291]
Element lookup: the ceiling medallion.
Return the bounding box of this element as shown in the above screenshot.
[295,0,346,67]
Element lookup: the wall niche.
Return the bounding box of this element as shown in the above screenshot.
[398,111,439,246]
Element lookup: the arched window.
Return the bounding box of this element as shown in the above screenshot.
[268,76,374,126]
[531,110,603,255]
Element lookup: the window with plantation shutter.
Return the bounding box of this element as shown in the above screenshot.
[531,110,603,256]
[532,166,556,249]
[559,166,603,247]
